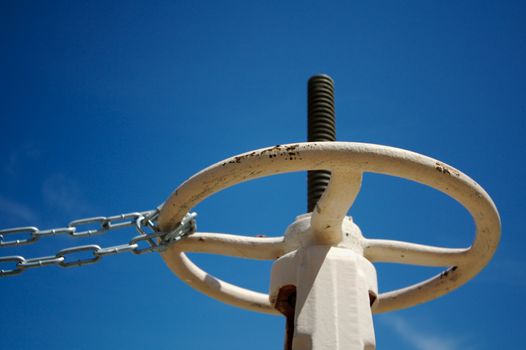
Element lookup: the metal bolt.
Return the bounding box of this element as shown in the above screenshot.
[307,74,336,212]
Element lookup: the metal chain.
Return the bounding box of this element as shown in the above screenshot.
[0,209,197,277]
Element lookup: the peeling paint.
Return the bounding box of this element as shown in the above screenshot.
[435,162,460,176]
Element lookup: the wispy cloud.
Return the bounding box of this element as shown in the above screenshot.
[3,144,40,177]
[380,314,470,350]
[0,171,93,230]
[0,195,38,224]
[41,173,93,217]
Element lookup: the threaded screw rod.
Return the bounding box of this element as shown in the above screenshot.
[307,74,336,212]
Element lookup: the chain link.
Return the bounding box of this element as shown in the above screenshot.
[0,209,197,277]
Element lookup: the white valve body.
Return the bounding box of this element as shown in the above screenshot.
[270,214,378,350]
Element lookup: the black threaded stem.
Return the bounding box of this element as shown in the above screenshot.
[307,75,335,212]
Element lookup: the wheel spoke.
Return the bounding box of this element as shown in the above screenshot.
[175,232,287,260]
[310,170,362,244]
[364,239,470,267]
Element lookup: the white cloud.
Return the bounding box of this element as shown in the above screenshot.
[3,145,40,177]
[380,314,469,350]
[0,195,38,224]
[41,173,93,217]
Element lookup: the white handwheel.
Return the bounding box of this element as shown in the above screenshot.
[158,142,500,314]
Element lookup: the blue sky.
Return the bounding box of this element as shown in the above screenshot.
[1,1,525,349]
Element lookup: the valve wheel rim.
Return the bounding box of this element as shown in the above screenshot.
[158,142,501,314]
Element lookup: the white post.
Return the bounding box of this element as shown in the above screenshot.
[270,214,378,350]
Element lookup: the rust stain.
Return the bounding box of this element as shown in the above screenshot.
[222,150,263,166]
[440,271,448,278]
[249,144,304,161]
[440,266,458,279]
[435,162,460,177]
[285,144,299,151]
[273,285,297,350]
